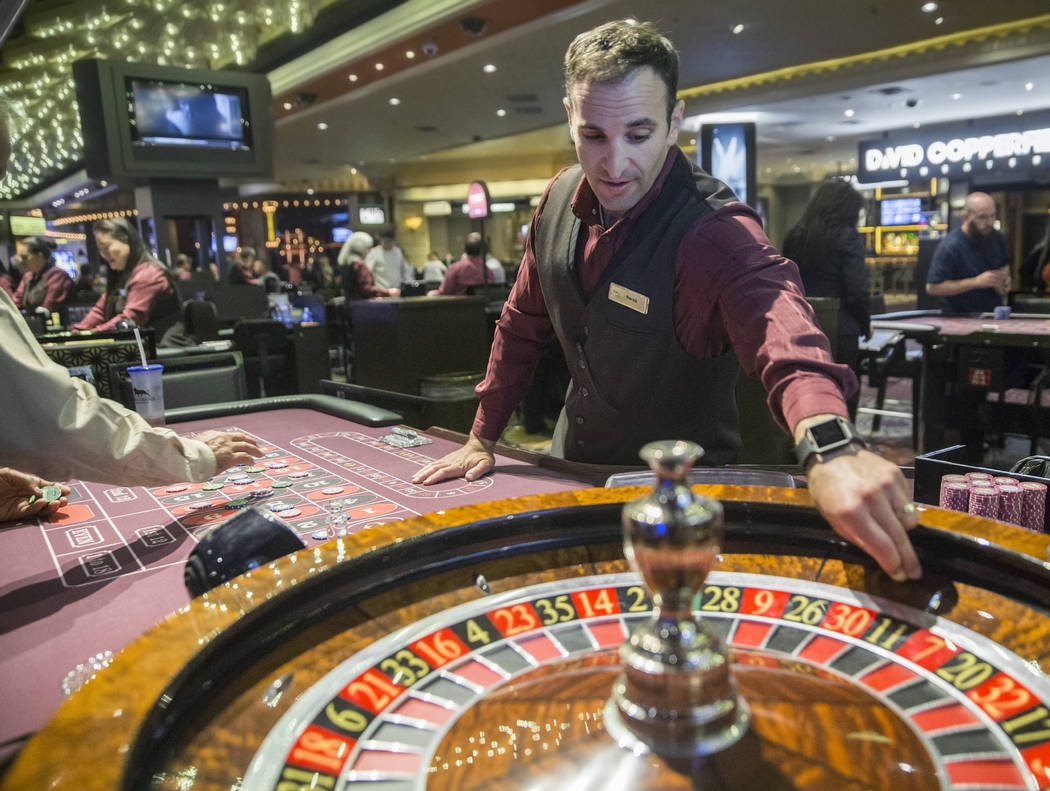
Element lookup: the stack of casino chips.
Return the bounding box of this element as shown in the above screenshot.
[938,472,1048,532]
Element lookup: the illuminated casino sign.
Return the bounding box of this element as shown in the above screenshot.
[466,180,491,219]
[857,110,1050,183]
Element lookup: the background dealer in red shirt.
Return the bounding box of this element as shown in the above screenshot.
[414,20,921,583]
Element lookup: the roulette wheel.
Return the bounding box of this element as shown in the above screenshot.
[4,451,1050,790]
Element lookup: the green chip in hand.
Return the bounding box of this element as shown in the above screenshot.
[42,485,63,503]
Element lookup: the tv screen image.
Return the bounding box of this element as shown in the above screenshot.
[53,250,78,279]
[881,197,924,226]
[129,79,249,150]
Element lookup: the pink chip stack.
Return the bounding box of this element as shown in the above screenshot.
[1020,481,1047,532]
[937,472,1048,532]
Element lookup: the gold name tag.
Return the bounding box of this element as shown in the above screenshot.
[608,282,649,315]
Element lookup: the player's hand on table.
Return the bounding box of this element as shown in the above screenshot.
[0,468,70,522]
[412,432,495,485]
[194,430,264,474]
[806,449,922,583]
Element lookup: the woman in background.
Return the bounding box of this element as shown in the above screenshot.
[72,218,187,346]
[13,236,71,315]
[782,179,871,419]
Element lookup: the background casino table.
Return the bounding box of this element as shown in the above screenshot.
[871,310,1050,458]
[0,394,600,764]
[4,482,1050,790]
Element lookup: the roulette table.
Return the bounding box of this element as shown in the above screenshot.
[0,394,598,762]
[871,310,1050,457]
[3,480,1050,790]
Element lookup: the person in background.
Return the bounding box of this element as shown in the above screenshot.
[414,19,920,583]
[338,231,399,300]
[782,179,871,420]
[422,251,447,282]
[71,217,188,346]
[227,247,258,285]
[472,233,507,285]
[253,256,283,293]
[431,235,491,296]
[365,231,413,289]
[173,253,194,281]
[0,106,263,488]
[926,191,1010,313]
[13,236,71,316]
[0,253,21,298]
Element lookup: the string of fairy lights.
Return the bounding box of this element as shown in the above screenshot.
[0,0,328,201]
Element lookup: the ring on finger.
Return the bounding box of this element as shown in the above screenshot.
[900,502,917,516]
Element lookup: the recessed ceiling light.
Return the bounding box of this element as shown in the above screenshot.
[496,108,506,117]
[951,92,961,100]
[350,167,358,175]
[826,135,835,142]
[921,2,937,12]
[348,73,358,82]
[306,187,315,195]
[282,101,292,110]
[1034,155,1042,165]
[389,97,401,106]
[689,138,696,145]
[317,122,328,130]
[731,23,744,34]
[1017,109,1025,116]
[934,16,943,24]
[843,108,855,117]
[483,64,497,73]
[1025,81,1034,91]
[375,62,384,71]
[405,50,415,59]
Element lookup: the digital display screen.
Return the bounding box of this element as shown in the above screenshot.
[128,78,251,150]
[880,197,924,226]
[332,227,350,243]
[359,206,386,225]
[53,250,78,279]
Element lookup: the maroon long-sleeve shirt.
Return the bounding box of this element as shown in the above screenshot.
[472,147,855,443]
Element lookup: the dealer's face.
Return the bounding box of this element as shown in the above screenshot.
[564,66,682,224]
[964,195,996,239]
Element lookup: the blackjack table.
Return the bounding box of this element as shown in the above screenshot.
[4,458,1050,790]
[871,310,1050,456]
[0,394,600,767]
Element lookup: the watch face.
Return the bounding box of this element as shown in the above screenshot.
[809,419,847,448]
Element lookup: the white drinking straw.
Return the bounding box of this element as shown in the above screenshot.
[133,327,149,368]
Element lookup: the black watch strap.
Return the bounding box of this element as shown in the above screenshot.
[794,416,866,468]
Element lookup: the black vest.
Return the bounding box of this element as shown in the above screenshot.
[534,151,742,466]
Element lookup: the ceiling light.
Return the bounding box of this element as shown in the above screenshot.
[843,108,855,117]
[282,101,292,110]
[348,73,358,82]
[375,62,384,71]
[1034,155,1042,166]
[921,2,937,12]
[951,92,961,100]
[483,64,497,73]
[405,50,415,59]
[1017,109,1025,116]
[317,122,329,130]
[306,187,315,195]
[1025,81,1034,91]
[496,108,506,117]
[731,23,744,35]
[389,97,401,106]
[934,16,943,24]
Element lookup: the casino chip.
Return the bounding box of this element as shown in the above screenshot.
[223,496,253,510]
[266,461,288,469]
[321,487,344,495]
[289,471,310,479]
[311,529,328,540]
[165,484,190,493]
[203,482,224,491]
[271,481,293,488]
[246,467,266,474]
[278,508,302,518]
[268,502,296,512]
[188,501,215,511]
[42,485,63,502]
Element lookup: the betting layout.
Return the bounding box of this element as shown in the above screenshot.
[246,572,1050,791]
[34,427,494,589]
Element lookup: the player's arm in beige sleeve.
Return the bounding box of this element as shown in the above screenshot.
[1,291,229,486]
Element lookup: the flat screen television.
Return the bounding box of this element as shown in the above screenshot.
[73,59,274,182]
[880,197,923,226]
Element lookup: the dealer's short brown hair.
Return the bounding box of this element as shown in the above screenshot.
[564,20,679,122]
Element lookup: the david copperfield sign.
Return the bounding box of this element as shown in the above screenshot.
[858,110,1050,183]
